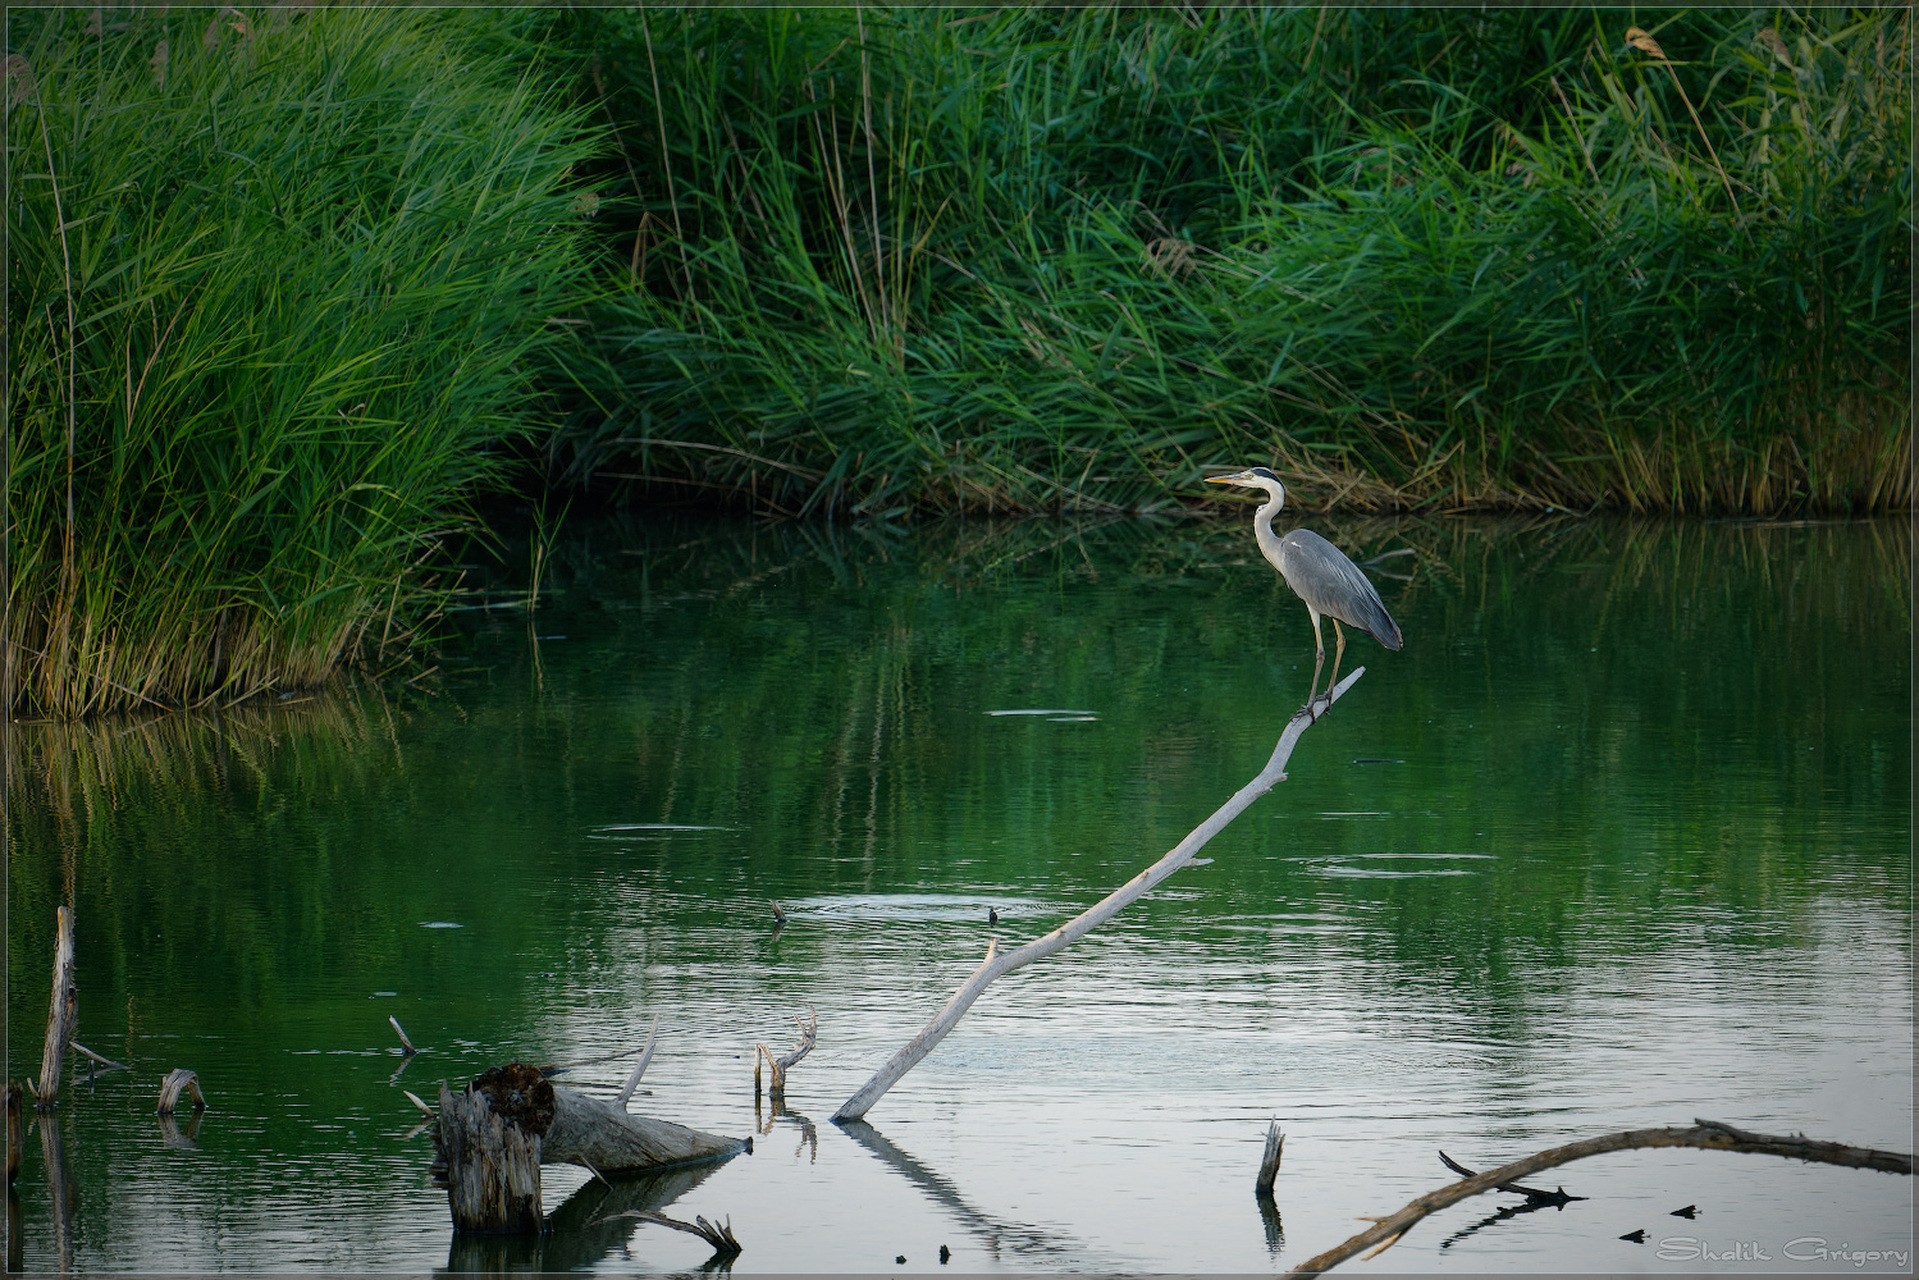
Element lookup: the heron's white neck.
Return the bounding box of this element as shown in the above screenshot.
[1251,480,1287,570]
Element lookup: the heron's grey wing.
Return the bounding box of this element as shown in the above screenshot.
[1277,529,1403,650]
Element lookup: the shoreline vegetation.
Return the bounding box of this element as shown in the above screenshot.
[6,6,1911,718]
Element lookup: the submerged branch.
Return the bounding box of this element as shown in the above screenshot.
[832,667,1367,1122]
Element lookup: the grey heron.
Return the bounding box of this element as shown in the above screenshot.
[1205,466,1402,710]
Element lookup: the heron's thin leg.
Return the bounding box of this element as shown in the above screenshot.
[1305,609,1327,710]
[1327,620,1347,700]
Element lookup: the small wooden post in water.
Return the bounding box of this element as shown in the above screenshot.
[36,907,76,1112]
[1256,1121,1285,1198]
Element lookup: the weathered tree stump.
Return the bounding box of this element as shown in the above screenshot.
[439,1078,545,1236]
[434,1061,746,1237]
[35,907,76,1112]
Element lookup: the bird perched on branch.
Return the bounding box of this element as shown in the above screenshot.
[1205,467,1402,713]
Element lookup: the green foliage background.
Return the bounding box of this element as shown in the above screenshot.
[5,7,601,717]
[4,6,1909,717]
[557,6,1909,517]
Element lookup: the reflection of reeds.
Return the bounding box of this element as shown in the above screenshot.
[7,690,385,831]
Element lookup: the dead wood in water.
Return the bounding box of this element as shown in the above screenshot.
[601,1208,742,1256]
[439,1066,744,1174]
[833,668,1368,1123]
[155,1069,208,1115]
[615,1013,660,1109]
[1257,1121,1285,1198]
[542,1083,743,1171]
[70,1044,126,1075]
[34,907,77,1111]
[433,1059,746,1234]
[755,1007,816,1103]
[1282,1119,1915,1277]
[388,1016,418,1057]
[1437,1148,1582,1206]
[439,1084,544,1235]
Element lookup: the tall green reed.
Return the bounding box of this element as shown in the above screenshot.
[554,7,1908,517]
[6,7,603,718]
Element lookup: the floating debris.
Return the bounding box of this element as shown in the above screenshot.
[593,823,731,833]
[985,708,1094,717]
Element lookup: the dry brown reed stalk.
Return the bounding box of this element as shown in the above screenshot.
[1625,25,1741,216]
[30,70,79,602]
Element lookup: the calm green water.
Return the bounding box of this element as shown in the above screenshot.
[5,512,1912,1274]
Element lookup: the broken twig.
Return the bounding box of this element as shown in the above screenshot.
[603,1209,742,1256]
[616,1013,661,1109]
[388,1016,417,1057]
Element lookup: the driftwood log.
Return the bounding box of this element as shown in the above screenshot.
[436,1062,746,1235]
[833,667,1367,1122]
[1282,1119,1915,1277]
[35,907,77,1111]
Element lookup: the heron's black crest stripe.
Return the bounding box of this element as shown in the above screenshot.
[1250,466,1280,481]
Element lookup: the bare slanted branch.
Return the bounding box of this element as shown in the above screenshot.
[834,668,1367,1123]
[616,1013,662,1109]
[1283,1120,1914,1277]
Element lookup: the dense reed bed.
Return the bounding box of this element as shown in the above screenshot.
[5,8,600,718]
[555,7,1909,517]
[4,8,1907,720]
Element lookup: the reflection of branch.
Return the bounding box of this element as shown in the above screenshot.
[1436,1149,1583,1205]
[835,667,1367,1122]
[1283,1121,1914,1277]
[1438,1194,1562,1251]
[836,1119,1085,1265]
[606,1209,741,1257]
[754,1100,818,1163]
[444,1160,729,1274]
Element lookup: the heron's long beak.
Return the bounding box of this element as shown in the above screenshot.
[1203,474,1238,485]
